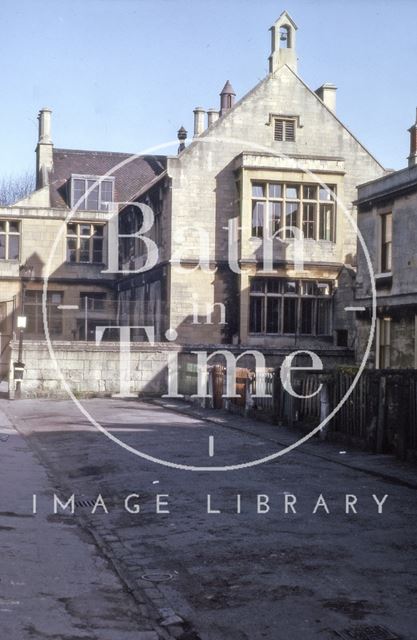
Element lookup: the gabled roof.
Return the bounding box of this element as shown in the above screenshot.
[270,10,298,31]
[180,63,384,171]
[50,148,166,208]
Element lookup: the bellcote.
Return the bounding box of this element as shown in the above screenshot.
[269,11,298,74]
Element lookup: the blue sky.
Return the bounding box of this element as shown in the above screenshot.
[1,0,417,175]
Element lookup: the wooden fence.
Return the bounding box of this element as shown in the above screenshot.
[207,365,417,462]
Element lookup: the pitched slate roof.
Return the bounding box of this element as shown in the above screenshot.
[50,148,166,208]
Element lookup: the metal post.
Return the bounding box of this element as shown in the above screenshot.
[84,295,88,341]
[18,329,23,362]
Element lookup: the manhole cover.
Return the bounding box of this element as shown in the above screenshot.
[141,572,173,583]
[336,625,401,640]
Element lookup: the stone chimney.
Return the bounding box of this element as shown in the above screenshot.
[193,107,206,137]
[269,11,298,73]
[207,108,220,127]
[36,108,53,188]
[408,108,417,168]
[315,83,337,112]
[220,81,236,116]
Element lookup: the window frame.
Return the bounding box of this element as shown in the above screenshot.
[24,290,63,336]
[66,222,105,264]
[70,174,115,212]
[274,117,296,142]
[379,212,392,274]
[0,219,21,261]
[376,317,391,369]
[250,181,336,242]
[248,277,333,337]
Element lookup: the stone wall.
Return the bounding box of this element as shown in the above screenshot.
[8,339,354,399]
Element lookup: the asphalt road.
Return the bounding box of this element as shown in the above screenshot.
[3,397,417,640]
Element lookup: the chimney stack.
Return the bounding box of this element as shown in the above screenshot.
[207,108,220,127]
[408,108,417,168]
[315,83,337,112]
[220,81,236,116]
[36,107,53,188]
[193,107,206,137]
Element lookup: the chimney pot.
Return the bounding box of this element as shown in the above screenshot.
[220,81,236,116]
[38,107,52,144]
[207,109,220,127]
[193,107,206,137]
[36,108,53,189]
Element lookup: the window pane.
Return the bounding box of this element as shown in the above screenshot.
[266,279,282,294]
[73,179,86,209]
[252,201,264,237]
[67,238,77,262]
[50,293,62,304]
[24,290,40,302]
[0,221,6,233]
[302,281,316,296]
[93,225,104,237]
[302,203,316,239]
[86,181,99,210]
[250,297,264,333]
[93,238,103,263]
[286,186,299,199]
[270,202,282,234]
[101,181,113,208]
[319,204,335,241]
[250,279,265,293]
[80,224,91,236]
[284,280,298,294]
[67,223,77,236]
[301,298,314,334]
[381,213,392,272]
[79,238,90,262]
[303,185,317,200]
[266,297,280,333]
[317,282,331,296]
[269,183,282,198]
[0,236,5,259]
[8,235,19,260]
[9,221,20,233]
[252,183,265,198]
[317,299,331,335]
[319,186,333,201]
[285,203,298,237]
[283,298,297,333]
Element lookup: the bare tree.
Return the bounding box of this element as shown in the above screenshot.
[0,171,35,206]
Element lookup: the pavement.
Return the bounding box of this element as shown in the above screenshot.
[0,406,160,640]
[1,396,417,640]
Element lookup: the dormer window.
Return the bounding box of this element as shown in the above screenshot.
[70,175,114,211]
[274,118,296,142]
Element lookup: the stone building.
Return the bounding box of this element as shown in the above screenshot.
[0,107,165,374]
[118,10,384,355]
[355,111,417,369]
[0,10,387,389]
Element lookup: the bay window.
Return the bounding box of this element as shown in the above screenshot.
[251,181,336,242]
